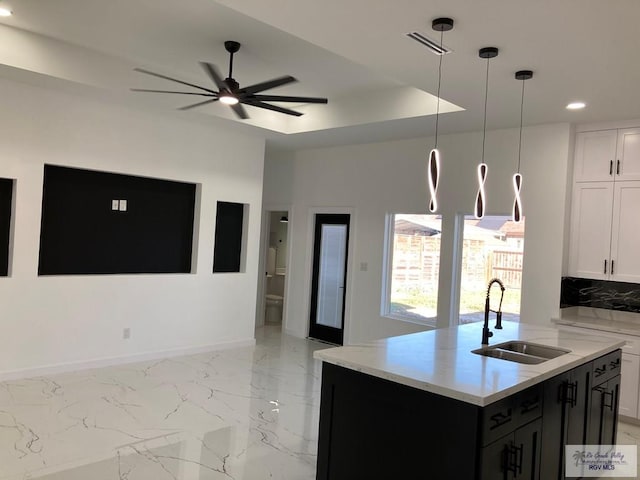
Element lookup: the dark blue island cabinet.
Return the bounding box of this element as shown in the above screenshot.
[316,350,621,480]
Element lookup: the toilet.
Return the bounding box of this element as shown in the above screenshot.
[265,294,284,324]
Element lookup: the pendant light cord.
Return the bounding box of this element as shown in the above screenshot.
[481,57,490,163]
[434,29,444,149]
[517,78,525,173]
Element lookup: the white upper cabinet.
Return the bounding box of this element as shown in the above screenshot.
[568,182,614,279]
[569,126,640,281]
[574,130,618,182]
[610,182,640,283]
[617,128,640,181]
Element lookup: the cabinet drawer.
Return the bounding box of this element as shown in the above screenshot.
[592,350,622,384]
[481,384,542,446]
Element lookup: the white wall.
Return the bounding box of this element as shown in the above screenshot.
[0,77,265,378]
[263,123,573,343]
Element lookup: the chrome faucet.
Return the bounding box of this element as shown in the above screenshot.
[481,278,506,345]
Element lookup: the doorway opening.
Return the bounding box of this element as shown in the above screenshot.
[259,210,288,327]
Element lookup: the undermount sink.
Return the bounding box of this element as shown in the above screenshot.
[472,341,571,364]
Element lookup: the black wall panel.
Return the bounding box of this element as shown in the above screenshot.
[0,178,13,276]
[213,201,244,273]
[38,165,196,275]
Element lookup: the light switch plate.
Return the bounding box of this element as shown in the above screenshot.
[119,200,127,211]
[112,200,119,210]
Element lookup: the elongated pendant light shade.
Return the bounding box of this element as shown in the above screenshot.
[512,70,533,223]
[474,47,498,219]
[427,17,454,213]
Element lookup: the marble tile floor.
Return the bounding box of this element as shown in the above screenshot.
[1,326,640,479]
[0,325,329,480]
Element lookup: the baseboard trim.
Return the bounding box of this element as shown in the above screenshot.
[0,337,256,382]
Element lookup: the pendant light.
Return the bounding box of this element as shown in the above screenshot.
[474,47,499,219]
[427,17,454,213]
[512,70,533,223]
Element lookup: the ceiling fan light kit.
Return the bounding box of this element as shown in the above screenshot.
[427,17,454,214]
[132,40,328,119]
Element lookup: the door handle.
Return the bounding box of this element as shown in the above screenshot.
[610,160,613,175]
[604,259,608,274]
[611,260,615,275]
[617,159,620,175]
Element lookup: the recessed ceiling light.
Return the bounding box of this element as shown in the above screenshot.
[566,102,586,110]
[0,7,12,16]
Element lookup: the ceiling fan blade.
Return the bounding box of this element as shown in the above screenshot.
[240,76,297,95]
[199,62,228,92]
[230,103,249,119]
[251,94,328,104]
[178,98,219,111]
[131,88,215,96]
[134,68,217,94]
[243,100,303,117]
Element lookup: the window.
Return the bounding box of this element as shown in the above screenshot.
[383,214,442,324]
[458,215,525,324]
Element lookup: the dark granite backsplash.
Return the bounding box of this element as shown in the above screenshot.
[561,277,640,313]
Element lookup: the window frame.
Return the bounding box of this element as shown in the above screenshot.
[380,213,440,327]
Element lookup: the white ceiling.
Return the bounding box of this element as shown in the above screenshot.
[1,0,640,150]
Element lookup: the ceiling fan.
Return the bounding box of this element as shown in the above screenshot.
[132,40,328,119]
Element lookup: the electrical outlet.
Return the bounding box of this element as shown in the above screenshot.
[123,328,131,340]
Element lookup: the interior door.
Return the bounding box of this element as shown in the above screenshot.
[309,214,350,345]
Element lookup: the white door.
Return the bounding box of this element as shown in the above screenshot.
[610,181,640,282]
[616,128,640,181]
[574,130,618,182]
[568,182,614,279]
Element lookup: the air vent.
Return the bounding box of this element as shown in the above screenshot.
[406,32,452,55]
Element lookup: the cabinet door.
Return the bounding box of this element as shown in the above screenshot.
[514,418,542,480]
[620,353,639,418]
[616,128,640,180]
[568,182,614,279]
[479,434,513,480]
[587,382,605,445]
[574,130,618,182]
[601,376,620,446]
[610,182,640,283]
[567,362,592,446]
[540,373,568,480]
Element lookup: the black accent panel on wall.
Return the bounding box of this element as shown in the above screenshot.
[213,201,244,273]
[38,165,196,275]
[561,276,640,313]
[0,178,13,276]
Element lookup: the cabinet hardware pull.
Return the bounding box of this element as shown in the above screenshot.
[603,390,615,411]
[617,159,620,175]
[564,381,578,407]
[611,260,615,275]
[610,358,621,369]
[504,442,523,475]
[594,365,607,377]
[520,397,540,413]
[604,259,608,274]
[490,409,512,429]
[610,160,613,175]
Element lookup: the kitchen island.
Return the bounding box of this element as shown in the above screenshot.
[314,321,624,480]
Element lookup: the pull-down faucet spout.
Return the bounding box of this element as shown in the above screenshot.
[481,278,506,345]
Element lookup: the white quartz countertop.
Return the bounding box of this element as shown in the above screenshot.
[553,307,640,337]
[314,321,624,407]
